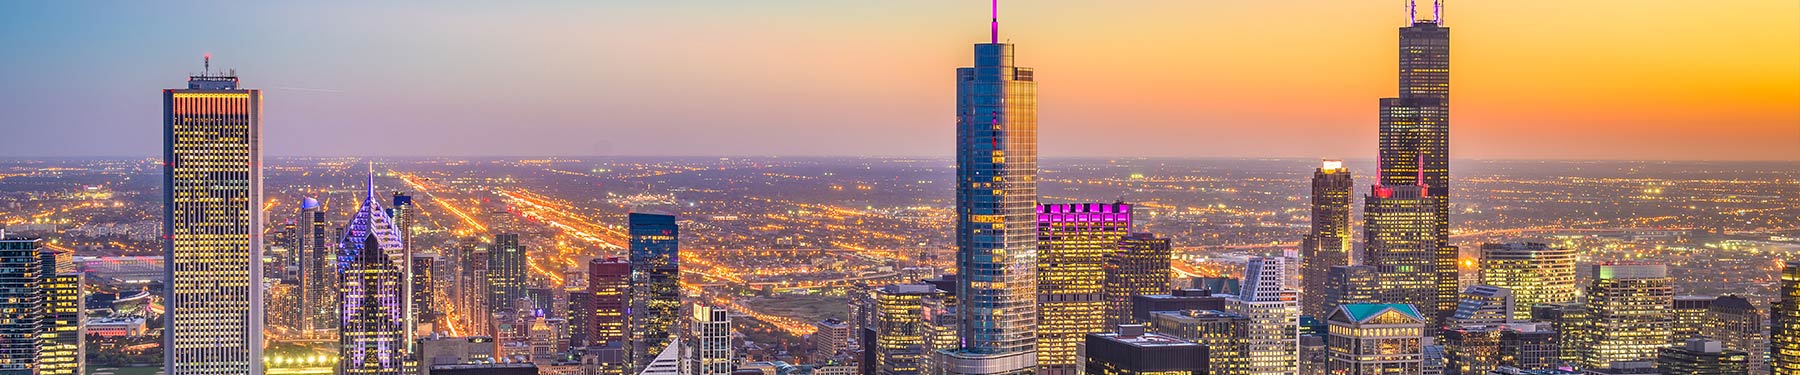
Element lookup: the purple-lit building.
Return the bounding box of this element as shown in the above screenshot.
[339,172,410,375]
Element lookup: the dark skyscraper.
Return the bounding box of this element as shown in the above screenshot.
[1105,233,1174,329]
[488,233,527,317]
[162,58,264,374]
[1301,159,1353,320]
[628,212,680,370]
[943,2,1039,375]
[1379,1,1455,324]
[298,197,338,336]
[587,257,630,350]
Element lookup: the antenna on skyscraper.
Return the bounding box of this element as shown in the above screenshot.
[367,161,376,201]
[990,0,1000,44]
[1406,0,1416,25]
[1434,0,1444,25]
[203,53,211,75]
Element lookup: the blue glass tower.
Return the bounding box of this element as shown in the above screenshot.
[940,2,1039,374]
[628,212,680,371]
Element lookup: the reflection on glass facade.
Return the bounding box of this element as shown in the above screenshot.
[1035,202,1130,375]
[629,212,680,371]
[943,32,1039,375]
[338,177,409,375]
[162,67,264,375]
[1301,160,1353,320]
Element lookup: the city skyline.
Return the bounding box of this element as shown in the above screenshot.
[1,1,1795,161]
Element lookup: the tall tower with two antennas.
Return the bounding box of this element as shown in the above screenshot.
[1376,0,1456,329]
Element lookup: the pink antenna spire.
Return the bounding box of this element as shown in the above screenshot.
[990,0,1000,43]
[1374,153,1384,186]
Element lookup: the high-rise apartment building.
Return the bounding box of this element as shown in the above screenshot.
[1084,325,1207,375]
[1036,202,1131,375]
[1361,182,1439,331]
[686,304,733,375]
[877,284,937,375]
[629,212,681,369]
[1378,1,1454,325]
[38,246,83,375]
[487,233,527,318]
[1702,295,1766,375]
[162,60,264,374]
[1230,257,1299,375]
[1478,243,1577,321]
[1325,304,1426,375]
[814,319,852,363]
[1773,261,1800,373]
[298,197,338,336]
[1582,264,1674,369]
[1301,159,1353,320]
[942,4,1039,374]
[1106,233,1174,328]
[338,176,410,375]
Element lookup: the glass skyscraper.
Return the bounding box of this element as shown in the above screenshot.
[1379,1,1455,325]
[298,197,339,337]
[1477,243,1577,321]
[1775,261,1800,373]
[1035,202,1131,375]
[629,212,680,371]
[39,246,83,375]
[1582,263,1674,369]
[942,4,1039,374]
[1300,160,1353,320]
[488,233,527,317]
[1361,183,1438,334]
[0,236,45,375]
[1104,233,1173,329]
[162,61,264,374]
[338,175,410,375]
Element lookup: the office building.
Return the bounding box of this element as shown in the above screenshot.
[1673,296,1715,341]
[1478,243,1577,321]
[418,335,497,375]
[687,304,733,375]
[1323,265,1379,314]
[876,284,936,375]
[338,175,410,374]
[1496,323,1559,371]
[39,246,83,375]
[587,257,630,350]
[941,6,1040,374]
[1444,325,1503,375]
[1130,289,1227,324]
[298,197,338,336]
[162,60,264,374]
[1362,181,1439,329]
[1529,302,1588,369]
[413,252,438,327]
[1084,325,1207,375]
[1582,264,1673,369]
[1702,295,1766,375]
[814,319,851,363]
[1230,256,1299,375]
[1325,304,1426,375]
[1450,285,1514,326]
[1656,339,1748,375]
[0,237,44,374]
[629,212,681,369]
[489,233,527,318]
[1149,310,1248,375]
[1301,159,1354,320]
[1106,233,1174,328]
[1037,202,1132,375]
[1772,261,1800,374]
[1377,2,1455,324]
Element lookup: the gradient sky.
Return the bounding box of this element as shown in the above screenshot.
[1,1,1795,160]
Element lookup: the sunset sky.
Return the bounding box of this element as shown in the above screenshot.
[1,1,1795,160]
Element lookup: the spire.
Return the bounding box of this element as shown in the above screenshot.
[1407,0,1417,25]
[1434,0,1444,25]
[203,53,211,75]
[990,0,1000,43]
[1416,154,1430,195]
[366,161,376,201]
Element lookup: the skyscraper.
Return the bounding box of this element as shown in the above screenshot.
[1230,256,1299,375]
[629,212,681,370]
[38,246,83,375]
[1325,304,1426,375]
[1105,233,1174,328]
[1656,339,1749,375]
[1149,310,1249,375]
[587,257,630,351]
[1582,263,1674,369]
[338,174,410,375]
[943,3,1039,374]
[1322,265,1379,315]
[1773,261,1800,373]
[1300,159,1353,320]
[1037,202,1132,375]
[412,253,438,326]
[877,284,938,375]
[162,58,263,374]
[298,197,339,337]
[487,233,527,318]
[1378,1,1454,325]
[1361,182,1438,331]
[0,236,44,374]
[1478,243,1577,321]
[1702,295,1766,375]
[686,304,733,375]
[1673,295,1716,341]
[1449,285,1513,326]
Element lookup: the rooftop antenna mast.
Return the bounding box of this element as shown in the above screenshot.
[203,53,211,75]
[367,161,376,201]
[990,0,999,43]
[1435,0,1444,25]
[1406,0,1416,25]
